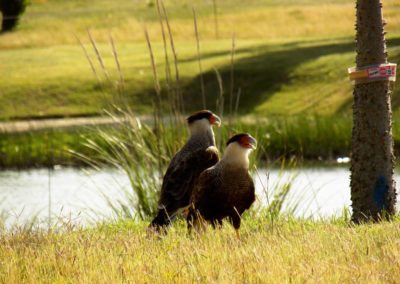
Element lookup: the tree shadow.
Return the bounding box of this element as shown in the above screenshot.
[181,37,400,114]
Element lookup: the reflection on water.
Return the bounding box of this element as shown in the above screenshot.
[254,167,352,218]
[0,168,130,228]
[0,166,395,228]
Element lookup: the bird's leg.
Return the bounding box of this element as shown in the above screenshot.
[230,210,241,240]
[235,229,240,240]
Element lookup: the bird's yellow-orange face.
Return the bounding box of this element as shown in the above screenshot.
[239,135,257,149]
[209,114,221,126]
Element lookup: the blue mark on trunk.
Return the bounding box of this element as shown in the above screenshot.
[373,176,388,210]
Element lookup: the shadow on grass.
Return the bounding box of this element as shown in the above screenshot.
[180,37,400,114]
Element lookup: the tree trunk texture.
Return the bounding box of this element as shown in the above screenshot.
[351,0,396,222]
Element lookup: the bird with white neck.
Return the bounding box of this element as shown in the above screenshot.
[187,133,257,239]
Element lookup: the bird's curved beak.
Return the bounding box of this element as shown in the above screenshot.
[210,114,221,126]
[243,135,257,150]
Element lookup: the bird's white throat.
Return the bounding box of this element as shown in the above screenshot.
[189,118,214,139]
[221,143,251,169]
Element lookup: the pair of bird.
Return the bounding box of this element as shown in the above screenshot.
[149,110,257,238]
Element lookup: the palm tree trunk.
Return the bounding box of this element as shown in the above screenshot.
[351,0,396,222]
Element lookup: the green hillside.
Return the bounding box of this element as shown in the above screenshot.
[0,0,399,120]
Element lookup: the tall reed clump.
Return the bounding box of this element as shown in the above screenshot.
[74,111,184,220]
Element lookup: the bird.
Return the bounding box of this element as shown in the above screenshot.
[149,110,221,233]
[187,133,257,239]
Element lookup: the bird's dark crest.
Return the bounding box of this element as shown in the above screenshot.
[187,110,213,124]
[226,133,251,146]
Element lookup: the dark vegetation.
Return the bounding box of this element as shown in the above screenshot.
[0,0,28,32]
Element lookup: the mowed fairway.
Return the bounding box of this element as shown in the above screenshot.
[1,0,400,119]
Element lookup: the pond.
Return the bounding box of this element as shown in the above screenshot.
[0,166,396,228]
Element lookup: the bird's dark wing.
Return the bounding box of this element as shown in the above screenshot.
[190,167,223,218]
[158,146,219,211]
[241,173,256,211]
[224,170,255,213]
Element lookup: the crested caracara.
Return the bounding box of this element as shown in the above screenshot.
[149,110,221,232]
[187,133,257,238]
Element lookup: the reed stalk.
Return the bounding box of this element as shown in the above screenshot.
[212,0,219,39]
[192,7,206,109]
[144,25,163,180]
[109,33,124,96]
[214,68,224,150]
[229,33,236,126]
[156,0,174,113]
[75,34,101,84]
[160,0,184,115]
[87,29,111,84]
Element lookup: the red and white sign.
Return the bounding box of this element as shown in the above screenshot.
[348,63,397,82]
[367,64,396,79]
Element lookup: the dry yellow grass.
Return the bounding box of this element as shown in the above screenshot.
[1,218,400,283]
[2,1,399,48]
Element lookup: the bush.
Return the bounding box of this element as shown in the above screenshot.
[0,0,28,32]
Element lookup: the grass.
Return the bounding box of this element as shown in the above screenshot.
[1,0,400,120]
[1,216,400,283]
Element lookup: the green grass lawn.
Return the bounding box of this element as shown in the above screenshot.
[1,217,400,282]
[1,0,400,120]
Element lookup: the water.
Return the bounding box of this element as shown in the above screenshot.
[0,167,131,228]
[0,166,395,228]
[254,167,352,218]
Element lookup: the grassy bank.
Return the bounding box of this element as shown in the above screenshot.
[0,127,102,169]
[0,115,351,168]
[0,114,391,168]
[6,114,400,169]
[1,217,400,283]
[1,0,400,120]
